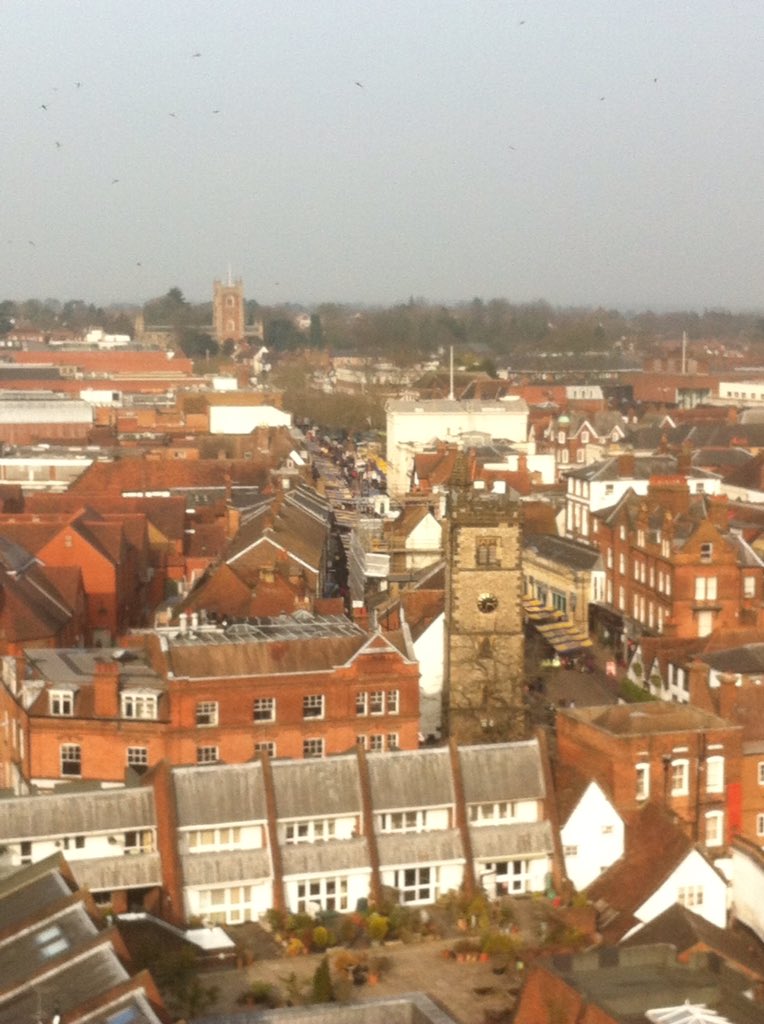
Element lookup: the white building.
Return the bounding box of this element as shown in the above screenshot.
[0,741,555,925]
[559,780,624,892]
[208,403,292,434]
[386,398,529,496]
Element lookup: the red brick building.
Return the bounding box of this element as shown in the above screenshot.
[555,702,742,852]
[592,478,763,640]
[7,613,419,788]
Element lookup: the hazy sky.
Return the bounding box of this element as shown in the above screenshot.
[3,1,764,311]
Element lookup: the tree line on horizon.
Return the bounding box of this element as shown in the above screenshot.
[3,291,764,366]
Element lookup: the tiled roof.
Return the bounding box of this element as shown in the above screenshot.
[623,903,764,980]
[562,701,734,737]
[586,802,695,941]
[68,457,271,497]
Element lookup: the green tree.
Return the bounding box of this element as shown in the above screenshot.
[311,955,335,1003]
[178,328,218,359]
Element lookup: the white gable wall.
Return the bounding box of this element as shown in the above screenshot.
[413,611,444,740]
[561,782,624,891]
[627,849,727,937]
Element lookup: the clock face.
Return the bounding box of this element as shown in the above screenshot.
[477,593,499,613]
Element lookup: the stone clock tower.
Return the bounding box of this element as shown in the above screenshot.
[444,462,526,743]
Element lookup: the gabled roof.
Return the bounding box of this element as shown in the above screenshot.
[623,903,764,981]
[586,802,706,942]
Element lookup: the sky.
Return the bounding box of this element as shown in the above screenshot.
[3,0,764,312]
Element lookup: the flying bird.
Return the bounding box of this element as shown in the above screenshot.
[40,104,48,111]
[355,81,363,88]
[28,240,36,247]
[212,109,220,114]
[169,112,177,117]
[112,178,119,184]
[191,51,201,57]
[75,81,81,88]
[55,141,62,148]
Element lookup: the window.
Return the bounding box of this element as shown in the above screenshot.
[700,542,713,563]
[695,576,718,601]
[20,840,32,864]
[618,553,625,575]
[356,735,367,750]
[124,829,154,854]
[355,692,368,716]
[476,537,500,567]
[576,448,585,463]
[126,746,148,768]
[254,741,275,757]
[35,924,68,960]
[563,845,578,858]
[560,449,569,464]
[285,819,335,844]
[394,866,434,904]
[369,691,384,715]
[705,755,724,794]
[122,692,158,720]
[705,811,724,848]
[619,525,626,541]
[379,810,425,833]
[661,538,671,558]
[636,763,650,800]
[670,759,689,796]
[303,737,324,759]
[757,813,764,837]
[387,733,399,751]
[253,697,275,722]
[469,801,515,824]
[196,745,218,764]
[296,877,349,913]
[188,826,241,851]
[744,575,756,598]
[581,431,590,444]
[369,734,383,752]
[678,885,704,908]
[387,690,399,715]
[50,690,73,716]
[303,694,324,719]
[487,859,531,895]
[605,484,614,496]
[758,762,764,786]
[196,701,218,727]
[198,884,254,925]
[60,744,81,777]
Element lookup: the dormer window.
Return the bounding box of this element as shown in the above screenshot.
[121,692,158,720]
[50,689,74,716]
[700,542,713,563]
[580,431,589,444]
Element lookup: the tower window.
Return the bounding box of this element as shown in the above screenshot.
[476,537,500,567]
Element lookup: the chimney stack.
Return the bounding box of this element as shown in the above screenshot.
[93,658,120,718]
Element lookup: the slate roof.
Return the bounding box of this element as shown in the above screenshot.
[367,748,454,811]
[281,838,371,876]
[700,643,764,675]
[71,851,163,891]
[376,828,464,867]
[460,740,546,804]
[0,786,155,840]
[181,848,272,886]
[469,820,554,860]
[523,533,602,571]
[173,762,267,827]
[272,755,362,819]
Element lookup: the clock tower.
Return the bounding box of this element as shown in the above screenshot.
[443,460,526,743]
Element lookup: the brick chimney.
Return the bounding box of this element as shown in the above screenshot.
[225,503,241,539]
[706,494,729,531]
[648,476,690,516]
[93,658,119,718]
[617,452,635,477]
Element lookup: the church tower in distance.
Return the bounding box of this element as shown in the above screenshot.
[213,271,245,345]
[444,459,526,744]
